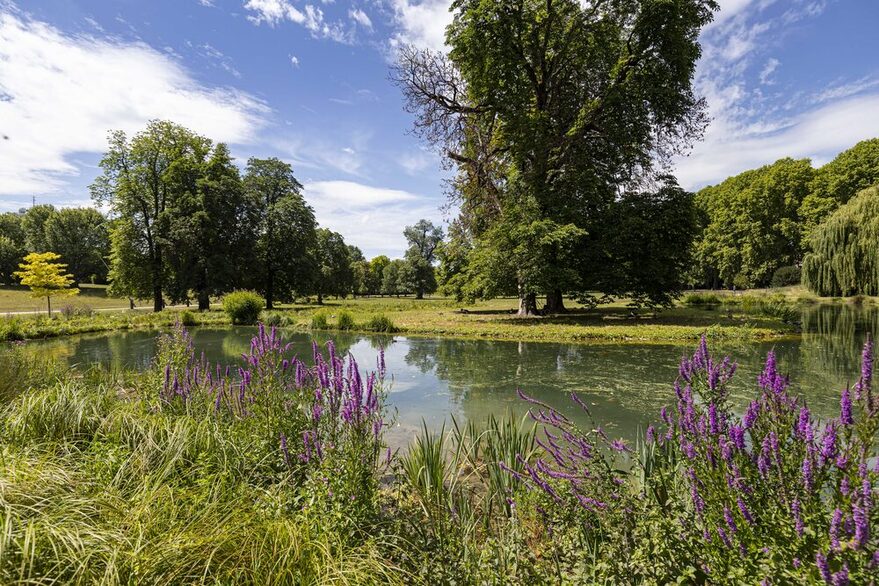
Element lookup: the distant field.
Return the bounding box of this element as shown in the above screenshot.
[0,285,144,313]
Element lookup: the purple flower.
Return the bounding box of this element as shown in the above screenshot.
[856,336,873,400]
[791,499,803,537]
[840,386,853,425]
[729,424,746,450]
[820,425,837,465]
[802,455,814,490]
[853,501,870,548]
[737,497,754,525]
[744,401,760,429]
[796,406,812,441]
[646,425,656,443]
[724,505,738,534]
[831,564,849,586]
[829,508,843,551]
[816,552,831,583]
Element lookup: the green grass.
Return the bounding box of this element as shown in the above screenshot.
[0,284,144,313]
[0,293,797,344]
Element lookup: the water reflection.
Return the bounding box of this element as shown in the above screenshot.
[12,303,877,447]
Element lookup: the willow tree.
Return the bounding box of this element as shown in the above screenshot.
[393,0,716,315]
[803,186,879,296]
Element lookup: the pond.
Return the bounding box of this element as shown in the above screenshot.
[15,304,879,447]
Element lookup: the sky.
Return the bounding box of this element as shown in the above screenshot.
[1,0,878,258]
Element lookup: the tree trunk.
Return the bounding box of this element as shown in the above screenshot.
[153,283,163,312]
[47,295,51,317]
[544,289,566,314]
[153,246,164,312]
[317,291,323,305]
[197,289,210,311]
[517,290,539,317]
[416,288,424,300]
[265,270,274,310]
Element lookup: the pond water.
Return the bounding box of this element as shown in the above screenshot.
[15,304,879,447]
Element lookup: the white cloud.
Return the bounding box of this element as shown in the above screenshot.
[290,54,300,67]
[243,0,351,42]
[389,0,451,51]
[759,58,779,85]
[0,10,268,196]
[675,93,879,188]
[348,8,372,29]
[305,180,442,257]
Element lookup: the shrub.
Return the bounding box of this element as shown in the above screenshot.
[179,310,197,326]
[310,312,328,330]
[60,304,95,318]
[0,317,25,341]
[770,265,802,288]
[682,292,722,306]
[363,314,397,333]
[337,310,355,331]
[261,311,286,328]
[222,291,265,325]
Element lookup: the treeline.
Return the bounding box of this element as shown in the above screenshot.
[691,138,879,291]
[3,120,444,311]
[0,206,109,285]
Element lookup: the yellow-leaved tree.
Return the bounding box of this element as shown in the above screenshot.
[14,252,79,316]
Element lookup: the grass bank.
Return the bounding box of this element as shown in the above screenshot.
[0,325,875,584]
[0,295,796,344]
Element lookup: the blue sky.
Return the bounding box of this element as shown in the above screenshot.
[1,0,878,258]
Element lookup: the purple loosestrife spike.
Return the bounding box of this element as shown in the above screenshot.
[829,509,843,551]
[840,386,853,425]
[872,550,879,568]
[797,406,812,440]
[758,436,772,478]
[856,336,873,400]
[646,425,656,443]
[743,401,760,429]
[802,455,814,491]
[831,565,849,586]
[792,499,804,537]
[717,526,732,547]
[737,497,754,525]
[816,552,831,583]
[820,425,837,465]
[724,506,738,534]
[853,501,869,548]
[280,432,291,467]
[708,404,720,435]
[729,425,746,450]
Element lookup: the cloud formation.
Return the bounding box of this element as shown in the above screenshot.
[0,10,267,196]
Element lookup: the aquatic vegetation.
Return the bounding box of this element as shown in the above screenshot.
[0,325,875,584]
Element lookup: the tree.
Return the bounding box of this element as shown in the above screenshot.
[14,252,79,316]
[43,208,110,284]
[312,228,353,303]
[393,0,716,314]
[368,255,390,296]
[382,258,416,296]
[243,158,316,309]
[403,219,443,299]
[803,186,879,296]
[693,158,813,288]
[91,120,212,311]
[188,143,249,310]
[0,235,24,284]
[21,204,56,252]
[0,212,25,245]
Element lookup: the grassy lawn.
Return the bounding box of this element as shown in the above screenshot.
[0,291,809,344]
[0,284,145,313]
[272,295,793,344]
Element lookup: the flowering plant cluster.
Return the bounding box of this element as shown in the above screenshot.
[509,337,878,584]
[154,323,388,506]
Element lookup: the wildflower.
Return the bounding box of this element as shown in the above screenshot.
[724,505,737,534]
[855,336,873,400]
[796,406,812,440]
[737,497,754,525]
[820,425,837,465]
[829,508,843,551]
[840,386,853,425]
[646,425,656,443]
[729,424,746,450]
[744,400,760,429]
[791,499,803,537]
[816,552,831,583]
[853,500,869,548]
[831,564,848,586]
[802,454,814,490]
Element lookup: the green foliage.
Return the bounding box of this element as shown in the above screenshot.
[336,310,355,331]
[311,228,353,302]
[770,265,802,288]
[363,314,397,333]
[43,207,110,284]
[403,219,443,299]
[14,252,79,315]
[221,291,265,325]
[682,291,722,306]
[394,0,716,313]
[243,157,317,309]
[694,158,814,288]
[310,311,329,330]
[179,309,197,326]
[0,235,24,284]
[803,185,879,296]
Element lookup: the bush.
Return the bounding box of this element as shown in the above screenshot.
[0,317,25,341]
[337,310,355,331]
[770,265,802,288]
[363,314,397,333]
[222,291,265,325]
[179,310,197,326]
[681,292,722,306]
[60,304,95,318]
[310,312,328,330]
[261,311,287,328]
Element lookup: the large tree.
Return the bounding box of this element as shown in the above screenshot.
[91,120,212,311]
[693,158,813,288]
[21,204,56,253]
[403,219,443,299]
[394,0,716,314]
[311,228,353,304]
[43,208,110,284]
[243,157,316,309]
[803,185,879,297]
